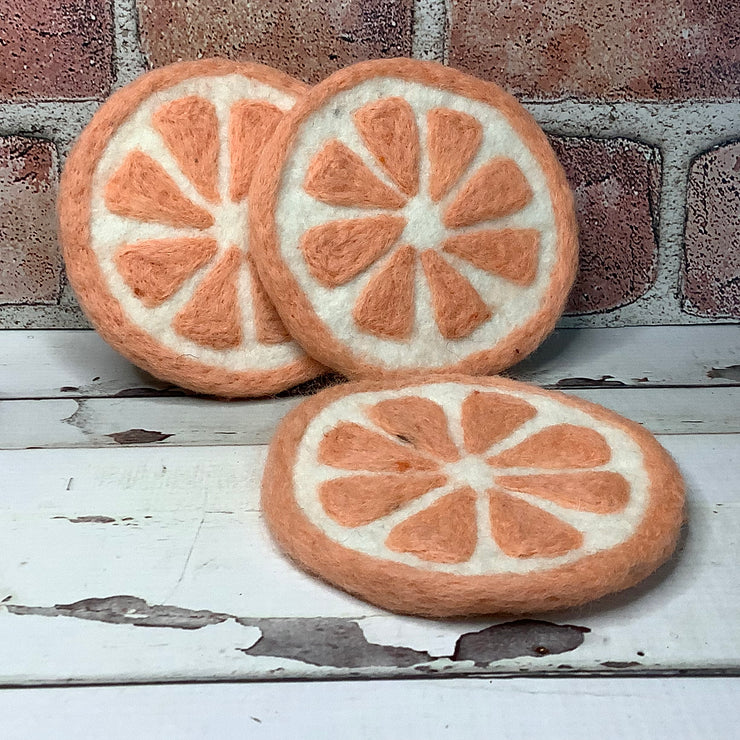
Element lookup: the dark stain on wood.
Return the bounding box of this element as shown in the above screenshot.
[452,620,590,666]
[237,617,434,668]
[555,375,627,388]
[6,596,231,630]
[4,596,591,670]
[707,365,740,382]
[106,429,173,444]
[601,660,642,668]
[113,387,185,398]
[60,386,80,393]
[52,515,117,524]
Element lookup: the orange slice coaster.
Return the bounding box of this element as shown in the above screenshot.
[59,60,324,396]
[250,59,578,379]
[262,375,685,617]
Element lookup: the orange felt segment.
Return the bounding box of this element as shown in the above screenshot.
[427,108,482,202]
[246,253,291,344]
[300,215,406,287]
[488,488,583,558]
[353,244,416,340]
[318,422,439,473]
[229,100,283,203]
[443,229,540,286]
[488,424,612,469]
[419,250,491,339]
[151,96,221,203]
[385,486,478,564]
[172,246,242,350]
[303,139,407,210]
[104,150,214,230]
[461,390,538,455]
[319,472,447,527]
[114,237,218,308]
[443,157,533,229]
[353,96,419,197]
[495,471,630,514]
[367,396,460,463]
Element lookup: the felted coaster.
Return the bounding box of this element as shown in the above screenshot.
[59,59,324,397]
[262,375,685,617]
[250,59,578,379]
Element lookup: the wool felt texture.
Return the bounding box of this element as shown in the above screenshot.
[59,59,324,397]
[352,244,416,339]
[261,375,685,617]
[300,215,406,287]
[353,97,420,197]
[249,59,578,379]
[427,107,483,202]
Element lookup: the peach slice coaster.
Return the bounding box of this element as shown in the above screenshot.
[261,375,685,617]
[250,59,578,379]
[59,60,324,397]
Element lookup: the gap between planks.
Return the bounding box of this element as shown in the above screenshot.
[2,326,739,401]
[1,386,738,450]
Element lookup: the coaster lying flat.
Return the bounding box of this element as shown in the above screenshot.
[59,60,323,396]
[262,376,685,616]
[251,59,578,378]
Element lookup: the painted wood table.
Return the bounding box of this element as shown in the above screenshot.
[1,326,739,737]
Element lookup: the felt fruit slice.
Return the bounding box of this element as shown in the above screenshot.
[250,59,578,379]
[262,376,685,617]
[59,60,323,397]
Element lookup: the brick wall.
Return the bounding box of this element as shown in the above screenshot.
[0,0,738,329]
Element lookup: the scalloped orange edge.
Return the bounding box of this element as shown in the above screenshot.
[250,58,579,379]
[262,374,685,617]
[58,59,324,397]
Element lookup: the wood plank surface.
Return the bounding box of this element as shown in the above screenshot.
[2,678,738,740]
[1,386,737,450]
[1,434,736,685]
[3,326,739,400]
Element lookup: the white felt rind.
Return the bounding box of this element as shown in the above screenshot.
[276,78,558,370]
[293,382,649,576]
[90,74,304,372]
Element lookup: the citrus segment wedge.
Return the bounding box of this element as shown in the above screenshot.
[250,59,578,378]
[59,60,323,396]
[262,376,685,616]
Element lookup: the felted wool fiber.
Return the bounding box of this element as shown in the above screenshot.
[250,59,579,379]
[261,374,685,617]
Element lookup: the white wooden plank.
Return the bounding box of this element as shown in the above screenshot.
[1,678,738,740]
[1,387,737,450]
[0,435,737,684]
[2,326,739,400]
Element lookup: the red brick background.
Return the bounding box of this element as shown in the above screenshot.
[0,0,737,323]
[0,0,113,100]
[683,142,740,318]
[0,137,60,305]
[449,0,740,101]
[551,137,661,314]
[137,0,414,84]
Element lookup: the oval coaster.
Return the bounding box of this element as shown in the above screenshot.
[262,376,685,616]
[59,60,324,396]
[251,59,578,378]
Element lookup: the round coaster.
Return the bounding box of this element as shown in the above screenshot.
[59,60,324,396]
[251,59,578,379]
[262,376,685,616]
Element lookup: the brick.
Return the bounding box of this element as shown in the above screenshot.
[137,0,413,84]
[549,137,661,315]
[0,137,61,305]
[449,0,740,101]
[683,142,740,318]
[0,0,113,101]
